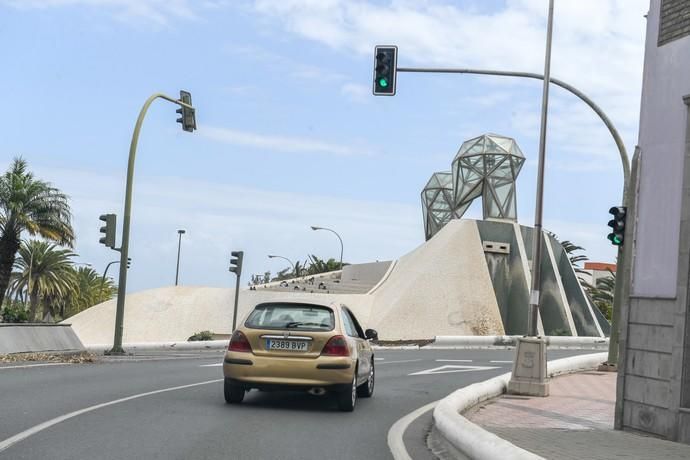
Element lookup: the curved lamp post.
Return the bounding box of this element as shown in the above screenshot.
[310,226,343,270]
[268,254,296,276]
[175,229,186,286]
[108,91,196,355]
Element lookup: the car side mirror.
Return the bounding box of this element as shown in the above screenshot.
[365,329,378,341]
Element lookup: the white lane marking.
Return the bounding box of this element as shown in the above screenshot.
[387,400,438,460]
[0,378,223,453]
[0,363,71,370]
[490,360,513,364]
[199,363,223,367]
[374,358,385,361]
[409,365,499,376]
[435,359,473,363]
[376,359,422,365]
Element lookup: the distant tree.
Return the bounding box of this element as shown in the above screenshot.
[60,266,117,319]
[9,240,76,321]
[262,271,271,284]
[306,255,344,275]
[589,270,615,321]
[0,158,74,307]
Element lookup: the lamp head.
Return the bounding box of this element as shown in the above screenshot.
[310,226,320,231]
[178,229,186,235]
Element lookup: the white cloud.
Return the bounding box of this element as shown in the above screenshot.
[200,125,368,156]
[341,82,370,103]
[251,0,646,168]
[0,0,212,26]
[36,166,421,291]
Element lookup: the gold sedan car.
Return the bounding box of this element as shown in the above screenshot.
[223,301,377,411]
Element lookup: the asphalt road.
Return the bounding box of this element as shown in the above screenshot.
[0,348,592,460]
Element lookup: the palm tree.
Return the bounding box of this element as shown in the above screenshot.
[60,266,117,319]
[0,158,74,307]
[306,255,344,275]
[589,270,615,321]
[10,240,76,321]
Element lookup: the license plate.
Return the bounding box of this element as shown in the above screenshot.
[267,339,308,352]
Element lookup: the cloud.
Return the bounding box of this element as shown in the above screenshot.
[35,166,421,291]
[251,0,646,165]
[341,82,370,103]
[200,126,367,156]
[0,0,214,26]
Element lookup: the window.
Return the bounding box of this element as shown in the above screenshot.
[342,307,365,338]
[340,310,358,337]
[245,303,334,331]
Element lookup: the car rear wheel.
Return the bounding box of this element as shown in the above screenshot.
[357,362,374,398]
[337,372,357,412]
[224,379,245,404]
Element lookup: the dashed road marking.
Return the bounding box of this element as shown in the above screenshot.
[490,360,513,364]
[377,359,423,365]
[409,365,499,376]
[200,363,223,367]
[435,359,473,363]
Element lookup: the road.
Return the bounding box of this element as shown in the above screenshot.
[0,348,592,460]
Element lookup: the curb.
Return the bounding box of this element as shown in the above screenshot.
[86,340,229,353]
[432,352,607,460]
[429,335,609,349]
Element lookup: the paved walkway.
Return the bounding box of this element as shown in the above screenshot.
[467,371,690,460]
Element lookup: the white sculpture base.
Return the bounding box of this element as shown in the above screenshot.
[507,336,550,397]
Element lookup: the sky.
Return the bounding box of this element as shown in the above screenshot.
[0,0,648,292]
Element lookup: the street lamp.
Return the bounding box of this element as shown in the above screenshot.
[108,91,197,356]
[268,254,296,276]
[175,229,186,286]
[310,226,344,270]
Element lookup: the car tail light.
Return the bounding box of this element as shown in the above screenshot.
[321,335,350,356]
[228,330,252,353]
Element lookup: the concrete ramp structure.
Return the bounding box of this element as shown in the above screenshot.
[67,219,607,345]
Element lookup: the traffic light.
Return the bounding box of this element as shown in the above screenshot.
[99,214,116,249]
[229,251,244,276]
[176,90,196,132]
[127,257,132,269]
[373,45,398,96]
[607,206,627,246]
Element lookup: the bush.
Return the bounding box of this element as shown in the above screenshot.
[188,330,214,341]
[1,305,30,323]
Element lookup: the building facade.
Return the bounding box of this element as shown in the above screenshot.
[617,0,690,443]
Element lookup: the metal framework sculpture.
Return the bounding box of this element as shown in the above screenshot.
[421,172,461,241]
[422,134,525,240]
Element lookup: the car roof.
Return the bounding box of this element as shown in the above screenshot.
[253,301,342,311]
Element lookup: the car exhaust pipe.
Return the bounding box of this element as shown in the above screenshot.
[308,387,326,396]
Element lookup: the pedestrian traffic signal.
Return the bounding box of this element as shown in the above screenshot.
[607,206,627,246]
[373,45,397,96]
[99,214,116,249]
[229,251,244,276]
[176,90,196,132]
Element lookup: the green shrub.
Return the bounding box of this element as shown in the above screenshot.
[1,305,30,323]
[188,330,214,341]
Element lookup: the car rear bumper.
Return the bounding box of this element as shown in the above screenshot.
[223,351,354,388]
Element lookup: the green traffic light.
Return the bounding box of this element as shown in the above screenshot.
[378,78,389,88]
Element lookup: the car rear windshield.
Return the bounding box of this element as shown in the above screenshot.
[245,303,335,331]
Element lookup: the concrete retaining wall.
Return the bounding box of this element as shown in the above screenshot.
[432,352,607,460]
[0,324,85,354]
[430,335,609,349]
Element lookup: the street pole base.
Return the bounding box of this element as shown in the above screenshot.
[104,348,127,356]
[507,336,550,397]
[597,362,617,372]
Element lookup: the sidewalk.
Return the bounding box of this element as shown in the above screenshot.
[466,371,690,460]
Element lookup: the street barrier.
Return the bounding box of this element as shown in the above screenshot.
[0,324,85,354]
[432,352,607,460]
[430,335,608,349]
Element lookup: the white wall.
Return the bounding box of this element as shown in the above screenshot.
[633,0,690,297]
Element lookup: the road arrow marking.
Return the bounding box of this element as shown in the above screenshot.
[408,365,499,376]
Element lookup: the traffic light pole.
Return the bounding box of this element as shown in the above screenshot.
[232,273,241,331]
[397,60,631,365]
[107,93,195,355]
